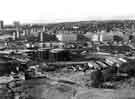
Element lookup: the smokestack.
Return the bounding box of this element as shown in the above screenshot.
[40,32,44,42]
[13,32,16,40]
[16,31,20,38]
[40,26,45,42]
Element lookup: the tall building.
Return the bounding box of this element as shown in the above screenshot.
[13,21,21,39]
[13,21,21,31]
[0,20,4,30]
[131,24,135,31]
[13,21,20,28]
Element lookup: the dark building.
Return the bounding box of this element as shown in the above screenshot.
[0,56,19,76]
[49,49,71,62]
[0,20,4,30]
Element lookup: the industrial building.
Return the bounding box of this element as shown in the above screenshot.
[56,31,77,42]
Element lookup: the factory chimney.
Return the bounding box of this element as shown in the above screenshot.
[40,26,46,42]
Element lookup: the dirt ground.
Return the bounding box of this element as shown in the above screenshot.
[43,71,135,99]
[1,70,135,99]
[76,88,135,99]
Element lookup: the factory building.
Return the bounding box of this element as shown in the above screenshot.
[84,32,105,42]
[49,48,71,62]
[85,31,121,42]
[56,31,77,42]
[12,21,21,39]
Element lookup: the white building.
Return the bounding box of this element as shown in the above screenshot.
[85,31,114,42]
[84,32,93,39]
[99,31,114,42]
[84,32,99,41]
[56,33,77,42]
[91,34,99,42]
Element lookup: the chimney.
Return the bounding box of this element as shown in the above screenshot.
[40,32,44,42]
[40,26,46,42]
[13,32,16,40]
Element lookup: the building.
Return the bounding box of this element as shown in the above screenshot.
[13,21,20,28]
[56,31,77,42]
[0,20,4,30]
[91,34,99,42]
[84,32,99,42]
[13,21,21,39]
[85,31,114,42]
[98,31,114,42]
[49,48,71,61]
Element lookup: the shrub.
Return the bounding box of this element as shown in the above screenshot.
[119,61,135,76]
[90,70,103,87]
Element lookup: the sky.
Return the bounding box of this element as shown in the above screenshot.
[0,0,135,24]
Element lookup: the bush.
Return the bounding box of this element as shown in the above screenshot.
[90,70,103,87]
[102,66,117,81]
[119,61,135,76]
